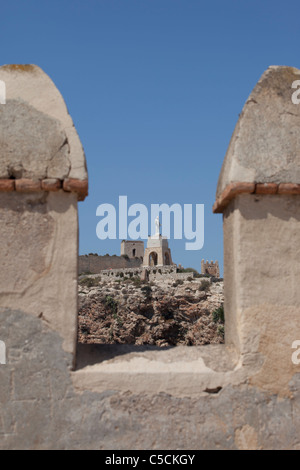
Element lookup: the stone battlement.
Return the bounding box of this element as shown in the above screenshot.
[1,64,300,450]
[201,260,220,277]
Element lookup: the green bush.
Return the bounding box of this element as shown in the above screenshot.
[211,304,225,339]
[141,285,152,299]
[173,279,184,287]
[79,276,101,288]
[198,280,210,292]
[211,277,223,283]
[105,295,118,314]
[217,325,225,339]
[113,312,123,326]
[131,277,142,287]
[212,305,225,324]
[177,267,199,274]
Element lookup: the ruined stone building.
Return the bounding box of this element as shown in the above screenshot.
[121,240,144,260]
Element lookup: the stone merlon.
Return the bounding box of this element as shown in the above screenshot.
[213,66,300,213]
[0,64,88,200]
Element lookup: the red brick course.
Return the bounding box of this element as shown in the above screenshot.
[0,178,88,201]
[213,182,300,213]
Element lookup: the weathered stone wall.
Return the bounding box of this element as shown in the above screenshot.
[148,265,183,280]
[98,265,189,281]
[0,191,78,366]
[100,266,144,279]
[2,309,300,450]
[223,194,300,395]
[79,255,142,274]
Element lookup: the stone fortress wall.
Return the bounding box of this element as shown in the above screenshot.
[81,229,219,279]
[78,254,142,274]
[98,265,193,281]
[79,237,178,278]
[79,254,221,279]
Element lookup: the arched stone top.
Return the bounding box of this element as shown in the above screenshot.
[214,66,300,213]
[0,64,88,200]
[149,250,158,258]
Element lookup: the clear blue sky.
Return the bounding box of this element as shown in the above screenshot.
[2,0,300,274]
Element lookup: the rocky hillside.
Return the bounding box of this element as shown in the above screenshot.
[78,275,224,347]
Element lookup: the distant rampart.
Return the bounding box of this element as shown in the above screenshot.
[78,254,142,274]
